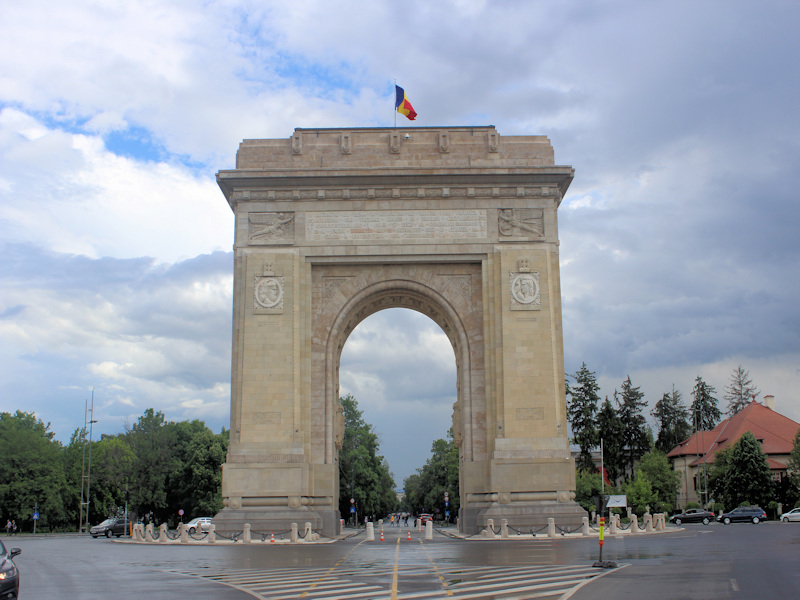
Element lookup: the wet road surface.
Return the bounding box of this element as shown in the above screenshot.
[6,521,799,599]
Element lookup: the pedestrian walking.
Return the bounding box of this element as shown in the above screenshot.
[11,520,17,535]
[4,520,10,536]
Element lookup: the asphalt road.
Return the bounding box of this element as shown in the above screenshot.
[5,521,799,599]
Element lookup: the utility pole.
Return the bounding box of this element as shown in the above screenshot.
[79,390,97,533]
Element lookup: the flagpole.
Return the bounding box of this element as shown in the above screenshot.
[393,78,397,128]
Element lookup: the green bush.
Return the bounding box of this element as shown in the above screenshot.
[685,502,701,510]
[738,500,751,507]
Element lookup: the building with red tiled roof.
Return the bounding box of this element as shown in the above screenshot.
[667,396,799,508]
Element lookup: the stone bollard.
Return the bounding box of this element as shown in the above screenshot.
[339,519,344,535]
[486,518,496,538]
[500,518,509,539]
[631,515,641,534]
[145,523,156,543]
[582,516,591,536]
[304,522,313,542]
[609,514,617,535]
[425,520,433,540]
[547,517,556,539]
[366,522,375,541]
[291,522,298,543]
[417,518,423,532]
[243,523,251,543]
[207,523,216,543]
[378,519,384,529]
[159,523,168,543]
[644,513,654,532]
[180,523,189,544]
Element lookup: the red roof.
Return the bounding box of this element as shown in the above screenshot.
[666,400,799,469]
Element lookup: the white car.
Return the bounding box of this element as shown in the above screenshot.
[779,507,800,522]
[185,517,213,534]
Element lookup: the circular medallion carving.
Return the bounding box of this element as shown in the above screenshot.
[511,274,539,305]
[255,277,283,308]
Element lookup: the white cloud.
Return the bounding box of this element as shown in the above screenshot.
[2,0,799,481]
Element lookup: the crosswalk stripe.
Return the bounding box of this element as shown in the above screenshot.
[166,562,625,599]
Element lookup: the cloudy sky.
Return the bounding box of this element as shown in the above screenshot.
[2,0,799,487]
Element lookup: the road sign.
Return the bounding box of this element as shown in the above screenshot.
[444,501,449,507]
[444,492,449,499]
[32,512,39,521]
[178,509,184,516]
[445,510,450,517]
[350,498,355,504]
[350,506,356,513]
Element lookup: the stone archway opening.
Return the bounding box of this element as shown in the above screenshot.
[339,307,457,484]
[337,307,457,517]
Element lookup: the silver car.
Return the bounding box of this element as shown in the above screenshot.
[779,507,800,522]
[185,517,213,534]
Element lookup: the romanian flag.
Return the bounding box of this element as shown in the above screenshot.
[395,85,417,121]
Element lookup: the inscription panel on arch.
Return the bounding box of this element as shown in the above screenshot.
[306,209,488,241]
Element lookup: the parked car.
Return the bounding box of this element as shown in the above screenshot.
[90,516,131,538]
[185,517,213,534]
[669,508,715,525]
[419,514,434,525]
[0,539,21,599]
[716,506,767,524]
[779,507,800,522]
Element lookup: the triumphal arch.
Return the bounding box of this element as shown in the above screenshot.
[214,126,584,535]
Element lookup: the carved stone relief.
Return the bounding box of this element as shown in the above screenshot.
[249,212,295,245]
[334,402,345,449]
[498,208,544,239]
[509,271,541,310]
[254,276,285,311]
[322,276,352,301]
[253,411,281,425]
[516,407,544,420]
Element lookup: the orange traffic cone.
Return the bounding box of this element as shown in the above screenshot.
[380,530,385,541]
[270,532,275,543]
[407,530,411,541]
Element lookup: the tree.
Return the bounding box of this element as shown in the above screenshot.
[723,365,760,416]
[596,397,625,484]
[124,408,176,523]
[690,376,721,431]
[652,386,692,454]
[403,432,459,520]
[638,450,681,510]
[338,395,397,523]
[622,469,658,515]
[0,411,70,531]
[567,363,600,472]
[708,432,773,508]
[574,470,604,513]
[616,376,651,479]
[782,428,800,508]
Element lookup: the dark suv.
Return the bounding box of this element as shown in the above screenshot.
[716,506,767,524]
[90,517,131,538]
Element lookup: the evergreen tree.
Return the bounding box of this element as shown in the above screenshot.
[566,363,600,472]
[596,397,625,484]
[708,432,773,508]
[785,428,800,507]
[616,376,651,479]
[690,376,721,431]
[651,386,692,454]
[338,394,397,523]
[723,365,760,415]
